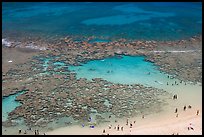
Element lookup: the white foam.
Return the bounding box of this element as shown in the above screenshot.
[2,39,12,47]
[151,50,198,53]
[155,80,163,85]
[25,43,46,51]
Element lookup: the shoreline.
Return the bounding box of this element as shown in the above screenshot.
[45,80,202,135]
[45,108,202,135]
[2,80,202,135]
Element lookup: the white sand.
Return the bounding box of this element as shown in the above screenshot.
[46,109,202,135]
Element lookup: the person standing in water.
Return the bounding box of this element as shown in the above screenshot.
[126,119,128,125]
[175,108,178,113]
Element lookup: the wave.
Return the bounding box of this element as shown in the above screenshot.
[2,38,46,51]
[25,43,46,51]
[2,38,12,47]
[151,50,198,53]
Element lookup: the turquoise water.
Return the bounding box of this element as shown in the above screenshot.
[68,55,175,88]
[2,2,202,40]
[2,91,25,122]
[88,39,110,43]
[42,58,50,71]
[34,55,175,88]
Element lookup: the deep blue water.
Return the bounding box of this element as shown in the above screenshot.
[2,2,202,40]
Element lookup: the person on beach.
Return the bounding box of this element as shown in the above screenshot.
[19,129,21,134]
[173,95,177,99]
[121,127,123,131]
[188,105,192,109]
[134,120,136,124]
[109,125,112,129]
[188,123,194,130]
[24,130,27,134]
[175,108,178,113]
[183,105,186,111]
[126,119,128,125]
[103,129,105,133]
[117,125,120,131]
[196,110,199,115]
[130,123,133,128]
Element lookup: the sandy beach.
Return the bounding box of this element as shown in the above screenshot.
[46,107,202,135]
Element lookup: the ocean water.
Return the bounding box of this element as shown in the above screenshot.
[88,38,110,43]
[2,2,202,40]
[2,91,26,122]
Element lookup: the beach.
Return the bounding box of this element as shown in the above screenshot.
[46,109,202,135]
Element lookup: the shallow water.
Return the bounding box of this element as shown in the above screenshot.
[2,91,26,122]
[2,2,202,40]
[88,39,110,43]
[2,55,202,134]
[69,55,174,88]
[68,55,202,107]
